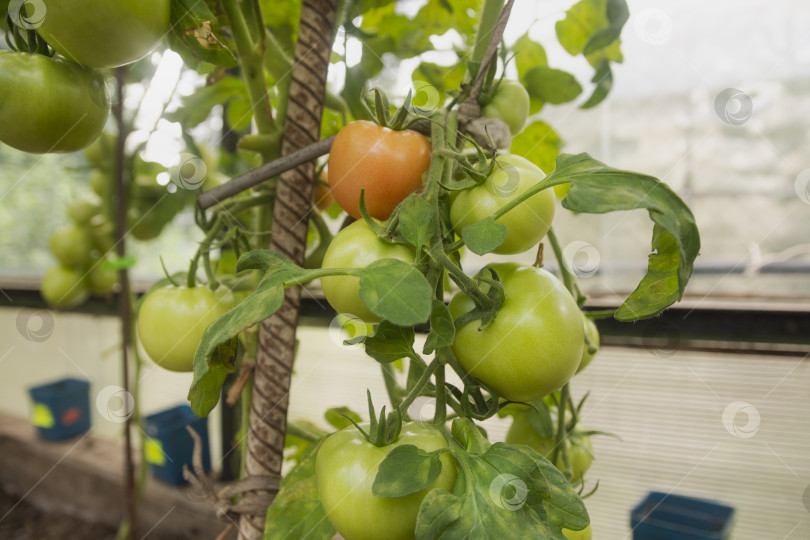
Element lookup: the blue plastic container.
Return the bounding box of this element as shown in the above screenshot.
[144,404,211,485]
[631,491,735,540]
[28,378,91,441]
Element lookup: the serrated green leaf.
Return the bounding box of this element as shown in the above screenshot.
[423,300,455,355]
[399,194,434,252]
[461,217,508,255]
[264,440,335,540]
[415,441,588,539]
[582,0,629,56]
[373,444,445,498]
[359,259,432,326]
[511,120,563,174]
[522,67,583,105]
[168,0,237,69]
[526,405,554,439]
[514,33,548,81]
[165,77,248,128]
[580,60,612,110]
[188,336,239,418]
[545,153,700,320]
[363,321,417,363]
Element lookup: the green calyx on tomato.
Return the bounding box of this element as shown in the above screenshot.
[505,412,594,484]
[0,52,109,154]
[36,0,171,68]
[49,224,93,267]
[41,265,90,309]
[136,285,231,372]
[316,422,457,540]
[577,315,600,374]
[449,263,583,402]
[327,120,431,220]
[480,80,531,135]
[320,219,415,322]
[450,154,555,255]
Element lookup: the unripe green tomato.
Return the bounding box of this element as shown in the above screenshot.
[84,133,115,167]
[87,262,118,295]
[37,0,171,68]
[316,422,457,540]
[49,225,93,267]
[88,215,115,254]
[554,183,571,200]
[449,263,583,402]
[320,219,415,322]
[67,198,101,225]
[0,52,109,153]
[136,286,231,372]
[449,154,555,255]
[564,525,592,539]
[41,265,89,309]
[577,316,600,374]
[481,80,530,135]
[505,414,594,483]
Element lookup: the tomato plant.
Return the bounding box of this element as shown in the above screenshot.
[481,80,531,135]
[41,265,89,309]
[136,286,231,372]
[577,315,600,374]
[328,120,431,220]
[36,0,171,68]
[449,263,584,402]
[316,422,457,540]
[320,219,415,322]
[450,154,556,255]
[0,52,109,153]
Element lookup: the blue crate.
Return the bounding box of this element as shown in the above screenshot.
[144,404,211,485]
[631,491,735,540]
[28,378,91,441]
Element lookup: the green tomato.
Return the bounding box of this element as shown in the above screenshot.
[67,197,101,225]
[0,52,109,153]
[320,219,415,322]
[49,225,93,267]
[481,80,530,135]
[84,133,115,167]
[505,414,594,483]
[89,169,110,198]
[449,263,583,402]
[316,422,457,540]
[37,0,170,68]
[136,286,231,372]
[563,525,592,540]
[450,154,555,255]
[88,215,115,254]
[87,262,118,295]
[577,316,600,374]
[41,265,89,309]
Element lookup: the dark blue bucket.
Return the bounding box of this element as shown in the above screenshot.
[631,491,735,540]
[28,378,91,441]
[143,404,211,485]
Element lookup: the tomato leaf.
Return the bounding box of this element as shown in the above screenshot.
[582,0,629,56]
[526,405,555,439]
[461,217,508,255]
[522,67,582,105]
[511,120,563,174]
[168,0,237,69]
[359,259,433,326]
[415,432,589,539]
[514,33,548,81]
[580,60,612,110]
[362,321,417,364]
[373,444,445,498]
[399,194,435,252]
[423,300,455,355]
[324,407,363,431]
[264,440,336,540]
[189,251,307,416]
[544,153,700,320]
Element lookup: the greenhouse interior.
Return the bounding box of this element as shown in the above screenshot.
[0,0,808,539]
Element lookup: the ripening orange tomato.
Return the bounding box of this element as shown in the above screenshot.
[327,120,431,220]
